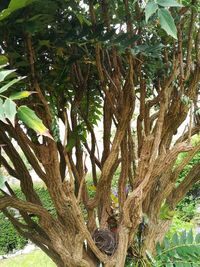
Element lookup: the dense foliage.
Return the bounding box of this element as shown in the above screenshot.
[0,186,53,255]
[0,0,200,266]
[151,230,200,266]
[0,212,27,255]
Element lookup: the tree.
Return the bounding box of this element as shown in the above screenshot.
[0,0,200,266]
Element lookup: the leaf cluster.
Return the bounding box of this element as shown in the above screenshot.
[150,230,200,266]
[0,64,51,137]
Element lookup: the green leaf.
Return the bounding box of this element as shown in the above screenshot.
[10,91,35,100]
[0,56,8,65]
[3,98,17,126]
[131,43,165,57]
[111,193,118,204]
[0,77,25,94]
[156,230,200,265]
[0,99,7,124]
[160,203,175,220]
[75,13,91,26]
[66,135,76,152]
[156,0,183,7]
[145,2,158,23]
[195,108,200,116]
[158,8,177,39]
[0,0,37,21]
[156,242,162,255]
[172,232,179,245]
[163,237,170,249]
[181,95,191,105]
[0,69,16,82]
[17,106,53,139]
[180,230,187,244]
[195,233,200,243]
[0,64,8,70]
[186,229,193,243]
[165,263,173,267]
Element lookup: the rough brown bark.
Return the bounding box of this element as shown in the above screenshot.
[0,2,200,267]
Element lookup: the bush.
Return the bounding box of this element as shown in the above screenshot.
[174,144,200,224]
[13,185,55,213]
[149,230,200,266]
[0,185,54,255]
[0,213,27,255]
[166,214,194,239]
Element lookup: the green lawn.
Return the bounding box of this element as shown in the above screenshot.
[0,250,56,267]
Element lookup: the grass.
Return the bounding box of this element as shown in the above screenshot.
[0,250,56,267]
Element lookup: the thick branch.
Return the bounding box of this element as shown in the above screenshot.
[167,162,200,208]
[185,9,197,79]
[0,129,42,205]
[25,33,52,127]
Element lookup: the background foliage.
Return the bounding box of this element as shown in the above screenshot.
[0,186,53,255]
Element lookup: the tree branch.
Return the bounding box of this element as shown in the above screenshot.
[184,9,197,79]
[167,162,200,208]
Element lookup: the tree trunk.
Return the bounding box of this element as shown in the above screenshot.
[142,218,172,256]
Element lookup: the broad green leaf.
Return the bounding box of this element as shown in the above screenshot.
[0,0,37,21]
[0,99,7,124]
[156,231,200,265]
[163,237,170,249]
[156,0,183,7]
[145,2,158,23]
[75,13,91,26]
[0,64,8,70]
[0,69,16,82]
[186,229,193,243]
[10,91,35,100]
[158,8,177,39]
[165,262,173,267]
[0,109,6,123]
[173,261,185,266]
[17,106,53,139]
[131,43,165,57]
[195,233,200,243]
[0,77,25,94]
[156,243,162,255]
[0,55,8,65]
[172,232,179,245]
[3,98,17,126]
[180,230,187,244]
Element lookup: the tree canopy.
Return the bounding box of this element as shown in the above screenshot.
[0,0,200,266]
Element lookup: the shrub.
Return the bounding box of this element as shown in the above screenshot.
[175,145,200,224]
[148,230,200,266]
[166,214,194,239]
[0,185,54,255]
[0,213,27,255]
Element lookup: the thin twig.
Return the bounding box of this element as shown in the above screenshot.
[63,112,74,186]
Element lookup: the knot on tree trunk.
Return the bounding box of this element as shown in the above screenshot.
[92,228,117,255]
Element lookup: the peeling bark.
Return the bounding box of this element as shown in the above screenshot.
[0,2,200,266]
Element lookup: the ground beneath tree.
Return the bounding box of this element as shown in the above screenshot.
[0,242,38,260]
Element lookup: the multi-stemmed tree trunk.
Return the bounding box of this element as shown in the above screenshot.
[0,0,200,266]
